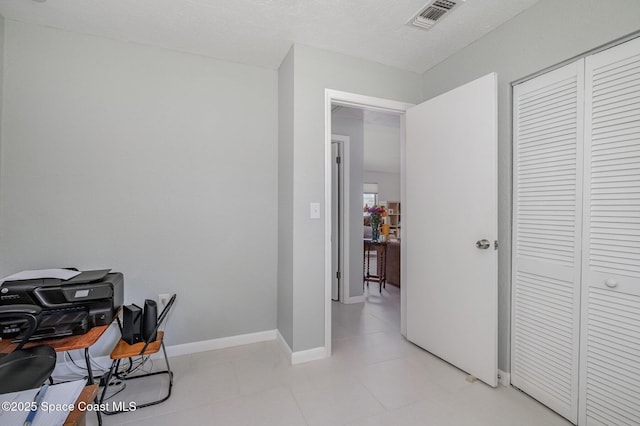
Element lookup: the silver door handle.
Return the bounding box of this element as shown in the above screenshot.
[476,239,491,249]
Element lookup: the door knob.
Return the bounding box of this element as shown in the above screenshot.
[476,239,491,250]
[605,278,618,288]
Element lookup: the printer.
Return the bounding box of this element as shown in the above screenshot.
[0,269,123,342]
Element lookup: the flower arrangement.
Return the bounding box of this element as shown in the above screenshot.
[367,205,385,241]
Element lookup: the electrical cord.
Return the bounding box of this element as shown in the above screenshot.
[115,355,153,378]
[68,351,108,373]
[52,353,92,383]
[88,352,111,373]
[100,380,126,401]
[65,351,110,384]
[66,351,87,371]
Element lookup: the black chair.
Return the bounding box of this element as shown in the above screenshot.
[99,294,176,414]
[0,305,57,394]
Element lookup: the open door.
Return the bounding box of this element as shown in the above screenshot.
[331,140,342,301]
[405,73,498,387]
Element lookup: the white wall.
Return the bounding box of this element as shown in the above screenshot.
[281,44,421,352]
[363,122,401,174]
[364,171,400,203]
[331,112,365,299]
[0,16,4,193]
[277,47,295,347]
[0,20,279,349]
[420,0,640,372]
[363,119,401,203]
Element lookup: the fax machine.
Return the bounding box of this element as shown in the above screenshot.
[0,269,123,342]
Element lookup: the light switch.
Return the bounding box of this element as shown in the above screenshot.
[310,202,321,219]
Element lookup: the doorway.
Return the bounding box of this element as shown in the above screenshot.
[324,89,413,355]
[331,105,403,342]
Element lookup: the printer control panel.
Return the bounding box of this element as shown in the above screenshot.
[34,284,113,307]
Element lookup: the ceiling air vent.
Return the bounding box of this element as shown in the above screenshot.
[407,0,465,31]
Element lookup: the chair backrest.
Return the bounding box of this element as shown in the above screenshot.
[0,304,42,351]
[0,305,57,393]
[138,294,176,355]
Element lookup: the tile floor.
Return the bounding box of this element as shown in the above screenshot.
[90,284,571,425]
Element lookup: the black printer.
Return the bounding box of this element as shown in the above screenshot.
[0,269,123,342]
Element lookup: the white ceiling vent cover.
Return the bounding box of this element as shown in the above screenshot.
[407,0,465,30]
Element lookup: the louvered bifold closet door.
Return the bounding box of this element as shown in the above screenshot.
[580,36,640,426]
[512,61,583,424]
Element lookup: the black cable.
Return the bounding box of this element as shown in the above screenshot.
[67,352,87,370]
[114,355,148,379]
[67,352,107,383]
[100,381,127,401]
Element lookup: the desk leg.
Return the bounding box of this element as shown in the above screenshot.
[85,348,103,426]
[363,245,366,290]
[85,348,93,385]
[380,245,387,293]
[364,244,371,289]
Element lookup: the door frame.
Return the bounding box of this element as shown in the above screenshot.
[331,134,350,303]
[324,89,414,354]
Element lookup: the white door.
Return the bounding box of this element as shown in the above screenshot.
[406,73,498,386]
[331,141,342,301]
[579,37,640,426]
[511,61,584,424]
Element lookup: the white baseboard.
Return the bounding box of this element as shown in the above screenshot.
[164,329,277,357]
[498,369,511,387]
[291,346,327,364]
[276,330,327,364]
[344,295,365,304]
[276,330,293,360]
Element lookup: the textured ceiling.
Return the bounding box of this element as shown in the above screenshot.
[0,0,539,72]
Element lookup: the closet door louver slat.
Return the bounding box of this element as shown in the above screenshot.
[580,36,640,426]
[512,61,583,424]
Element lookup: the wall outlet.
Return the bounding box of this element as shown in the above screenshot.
[158,293,171,311]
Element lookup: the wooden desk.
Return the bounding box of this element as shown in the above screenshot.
[1,324,113,426]
[0,323,112,386]
[363,240,388,293]
[65,384,98,426]
[0,323,110,353]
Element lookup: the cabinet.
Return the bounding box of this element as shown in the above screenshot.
[512,37,640,425]
[385,201,401,240]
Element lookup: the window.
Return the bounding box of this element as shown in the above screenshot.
[363,183,378,211]
[363,192,377,210]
